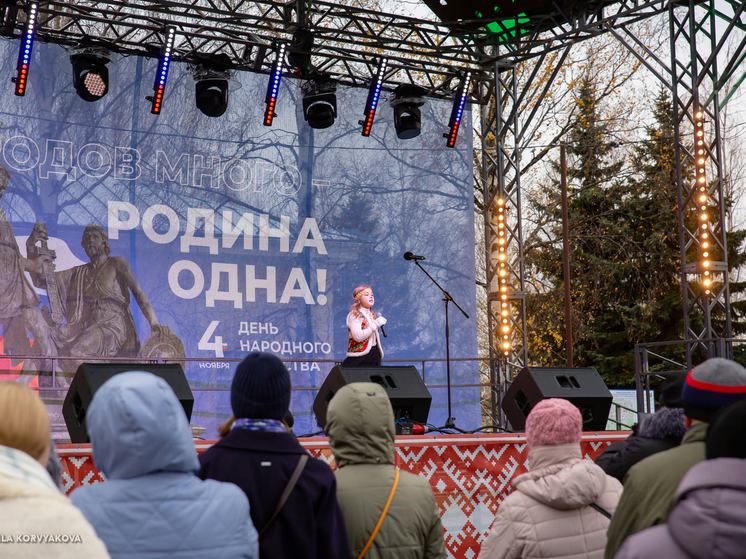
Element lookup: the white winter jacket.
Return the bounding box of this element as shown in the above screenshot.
[0,445,110,559]
[478,443,623,559]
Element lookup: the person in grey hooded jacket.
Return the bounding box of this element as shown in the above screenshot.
[614,398,746,559]
[71,371,259,559]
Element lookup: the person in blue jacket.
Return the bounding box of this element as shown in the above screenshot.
[71,371,259,559]
[198,351,350,559]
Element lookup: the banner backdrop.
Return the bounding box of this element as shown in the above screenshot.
[0,40,478,436]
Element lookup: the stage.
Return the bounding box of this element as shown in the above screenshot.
[58,431,629,559]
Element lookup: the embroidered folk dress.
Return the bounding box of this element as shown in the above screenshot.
[345,307,383,358]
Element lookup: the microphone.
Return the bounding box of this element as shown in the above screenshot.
[381,323,387,338]
[403,251,426,261]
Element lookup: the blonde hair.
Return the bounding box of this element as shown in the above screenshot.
[0,382,50,460]
[218,415,236,437]
[350,285,377,319]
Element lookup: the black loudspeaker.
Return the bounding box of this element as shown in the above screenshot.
[313,366,432,430]
[502,367,613,431]
[63,363,193,443]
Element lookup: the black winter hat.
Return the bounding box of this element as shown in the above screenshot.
[231,352,291,420]
[706,398,746,459]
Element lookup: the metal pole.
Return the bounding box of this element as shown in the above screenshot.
[561,141,573,367]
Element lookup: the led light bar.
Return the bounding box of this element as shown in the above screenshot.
[360,58,387,136]
[14,3,38,97]
[445,72,471,148]
[694,109,712,294]
[264,43,286,126]
[150,27,176,114]
[496,197,510,355]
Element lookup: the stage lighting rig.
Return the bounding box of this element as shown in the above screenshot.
[390,84,427,140]
[70,46,113,102]
[148,27,176,115]
[360,57,388,137]
[13,2,38,97]
[302,77,337,129]
[445,72,471,148]
[188,56,238,118]
[264,43,287,126]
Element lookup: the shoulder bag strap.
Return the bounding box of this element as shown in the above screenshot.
[589,502,612,519]
[259,453,309,542]
[357,468,400,559]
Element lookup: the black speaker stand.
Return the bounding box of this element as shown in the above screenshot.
[411,260,469,429]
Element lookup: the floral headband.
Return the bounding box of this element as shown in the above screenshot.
[354,289,372,300]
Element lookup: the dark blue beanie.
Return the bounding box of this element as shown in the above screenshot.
[682,358,746,422]
[231,352,291,420]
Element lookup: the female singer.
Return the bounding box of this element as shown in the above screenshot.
[341,285,387,367]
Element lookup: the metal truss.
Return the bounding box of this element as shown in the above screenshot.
[479,61,528,426]
[605,0,746,366]
[478,43,576,425]
[0,0,494,96]
[0,0,713,96]
[671,0,744,364]
[477,0,746,415]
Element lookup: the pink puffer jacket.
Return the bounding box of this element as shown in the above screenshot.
[478,443,623,559]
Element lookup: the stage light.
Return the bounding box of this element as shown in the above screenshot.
[195,79,229,117]
[14,3,38,96]
[391,84,426,139]
[360,57,388,137]
[444,72,471,148]
[302,77,337,129]
[188,57,237,118]
[264,43,286,126]
[149,27,176,115]
[71,47,112,102]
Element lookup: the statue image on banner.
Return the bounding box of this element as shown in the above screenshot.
[26,222,184,382]
[0,165,57,379]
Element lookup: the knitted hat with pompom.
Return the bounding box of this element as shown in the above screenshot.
[525,398,582,448]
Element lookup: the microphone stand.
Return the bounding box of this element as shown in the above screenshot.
[411,260,469,429]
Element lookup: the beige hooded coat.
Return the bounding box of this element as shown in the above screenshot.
[478,443,623,559]
[326,382,446,559]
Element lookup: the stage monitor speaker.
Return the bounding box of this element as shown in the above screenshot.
[502,367,612,431]
[313,365,431,430]
[63,362,193,444]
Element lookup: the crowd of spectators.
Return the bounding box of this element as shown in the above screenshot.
[1,353,745,559]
